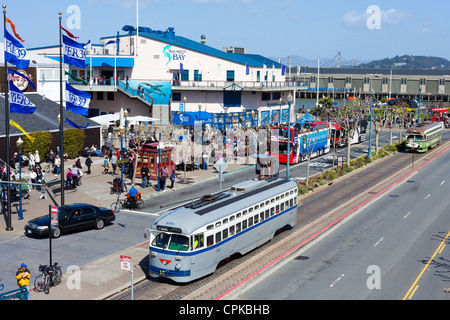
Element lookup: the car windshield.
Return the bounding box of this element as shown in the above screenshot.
[152,233,189,251]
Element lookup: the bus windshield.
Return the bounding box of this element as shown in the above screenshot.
[152,233,189,251]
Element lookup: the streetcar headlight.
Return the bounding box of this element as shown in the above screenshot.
[175,263,181,270]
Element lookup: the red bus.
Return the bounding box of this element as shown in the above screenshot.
[270,125,330,165]
[430,107,448,122]
[330,119,368,147]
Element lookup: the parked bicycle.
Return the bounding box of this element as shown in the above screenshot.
[34,263,62,294]
[110,193,144,212]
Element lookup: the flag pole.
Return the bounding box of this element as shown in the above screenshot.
[59,11,65,206]
[3,5,13,231]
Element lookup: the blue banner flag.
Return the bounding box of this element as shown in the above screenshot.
[246,63,250,75]
[282,65,286,76]
[9,82,36,114]
[4,29,30,69]
[66,83,91,116]
[63,35,86,68]
[65,117,89,129]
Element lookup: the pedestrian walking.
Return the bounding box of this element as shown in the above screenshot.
[66,168,73,189]
[111,154,118,175]
[103,157,109,174]
[141,165,149,188]
[39,182,47,200]
[54,155,61,175]
[85,156,93,174]
[34,150,41,169]
[1,188,7,214]
[160,166,168,191]
[15,263,31,300]
[170,170,175,189]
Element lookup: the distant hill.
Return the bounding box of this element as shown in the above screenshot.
[358,55,450,70]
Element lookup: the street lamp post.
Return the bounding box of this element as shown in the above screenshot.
[286,92,293,180]
[367,92,374,159]
[16,137,24,220]
[57,113,65,206]
[120,126,125,189]
[279,98,283,125]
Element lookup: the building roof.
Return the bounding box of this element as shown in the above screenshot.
[295,66,450,77]
[0,93,101,138]
[132,27,284,68]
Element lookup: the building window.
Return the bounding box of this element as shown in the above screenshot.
[97,92,104,100]
[181,70,189,81]
[226,70,235,82]
[272,92,281,101]
[172,92,181,101]
[194,70,202,82]
[262,92,271,101]
[107,92,114,101]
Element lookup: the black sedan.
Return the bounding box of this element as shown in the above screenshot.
[25,203,115,238]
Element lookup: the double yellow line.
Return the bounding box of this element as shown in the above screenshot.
[403,231,450,300]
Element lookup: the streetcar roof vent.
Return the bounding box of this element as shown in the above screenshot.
[230,179,268,193]
[183,192,231,210]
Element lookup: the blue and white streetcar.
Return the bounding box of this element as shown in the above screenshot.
[147,177,299,282]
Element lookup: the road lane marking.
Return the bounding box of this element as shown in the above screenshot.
[374,237,384,247]
[403,212,411,219]
[441,181,445,186]
[425,194,431,200]
[330,274,345,287]
[403,230,450,300]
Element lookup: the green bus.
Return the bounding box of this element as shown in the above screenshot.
[405,122,443,153]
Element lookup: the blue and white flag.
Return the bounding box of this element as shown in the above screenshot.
[65,117,89,129]
[4,29,30,69]
[66,83,91,116]
[9,82,36,114]
[282,65,286,76]
[63,35,86,68]
[246,63,250,75]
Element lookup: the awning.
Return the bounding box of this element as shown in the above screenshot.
[298,114,316,125]
[173,111,214,125]
[48,56,134,68]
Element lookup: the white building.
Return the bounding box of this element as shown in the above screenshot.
[30,26,300,128]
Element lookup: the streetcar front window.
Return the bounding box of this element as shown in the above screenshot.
[152,233,189,251]
[407,135,423,142]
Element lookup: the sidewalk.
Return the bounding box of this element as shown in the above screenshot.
[0,155,254,300]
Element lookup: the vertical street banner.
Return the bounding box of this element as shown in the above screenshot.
[4,29,30,69]
[63,35,86,68]
[9,81,36,114]
[66,83,90,116]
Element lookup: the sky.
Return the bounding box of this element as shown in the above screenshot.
[3,0,450,65]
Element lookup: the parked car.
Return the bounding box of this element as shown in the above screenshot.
[25,203,115,238]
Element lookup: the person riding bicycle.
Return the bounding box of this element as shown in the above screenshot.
[127,184,139,210]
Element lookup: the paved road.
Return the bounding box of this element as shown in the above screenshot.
[0,129,422,296]
[234,139,450,300]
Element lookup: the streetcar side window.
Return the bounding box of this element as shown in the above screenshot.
[192,234,204,250]
[265,209,269,219]
[281,203,285,212]
[229,225,235,236]
[236,222,241,233]
[290,199,293,207]
[216,232,222,244]
[270,207,274,216]
[248,216,253,227]
[242,219,247,230]
[260,212,264,222]
[207,235,214,247]
[254,214,259,224]
[223,228,228,240]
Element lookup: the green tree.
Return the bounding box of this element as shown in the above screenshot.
[23,131,52,158]
[63,129,85,159]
